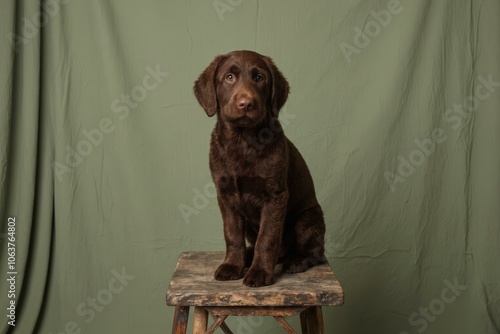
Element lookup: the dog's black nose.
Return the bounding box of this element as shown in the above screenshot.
[237,97,254,111]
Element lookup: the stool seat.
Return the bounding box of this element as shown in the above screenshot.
[166,252,344,334]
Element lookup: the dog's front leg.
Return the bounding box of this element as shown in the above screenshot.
[214,198,246,281]
[243,191,288,287]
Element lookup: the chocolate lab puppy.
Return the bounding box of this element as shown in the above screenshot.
[194,50,326,287]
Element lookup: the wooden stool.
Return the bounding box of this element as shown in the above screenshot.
[166,252,344,334]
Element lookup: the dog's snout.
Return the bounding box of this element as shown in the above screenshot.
[237,96,255,111]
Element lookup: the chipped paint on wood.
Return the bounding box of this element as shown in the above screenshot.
[166,252,344,307]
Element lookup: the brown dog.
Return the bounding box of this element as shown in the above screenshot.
[194,50,326,287]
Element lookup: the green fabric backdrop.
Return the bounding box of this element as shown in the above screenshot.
[1,0,499,333]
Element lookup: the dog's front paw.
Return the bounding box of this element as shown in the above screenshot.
[243,267,274,287]
[214,263,244,281]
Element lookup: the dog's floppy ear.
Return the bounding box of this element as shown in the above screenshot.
[262,56,290,117]
[193,55,226,117]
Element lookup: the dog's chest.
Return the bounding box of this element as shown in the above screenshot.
[229,175,268,219]
[211,133,280,215]
[235,175,267,195]
[223,173,268,199]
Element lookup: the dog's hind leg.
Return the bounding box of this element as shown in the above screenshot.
[282,205,327,274]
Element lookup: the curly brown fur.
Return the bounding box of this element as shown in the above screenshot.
[194,50,326,287]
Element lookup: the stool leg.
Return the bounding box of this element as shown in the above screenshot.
[172,306,190,334]
[193,306,208,334]
[300,306,324,334]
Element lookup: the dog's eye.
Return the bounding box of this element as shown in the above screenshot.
[255,74,264,82]
[225,73,235,82]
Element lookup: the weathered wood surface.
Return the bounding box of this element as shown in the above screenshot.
[171,306,189,334]
[166,252,344,307]
[206,306,306,317]
[274,316,298,333]
[192,307,208,334]
[300,306,324,334]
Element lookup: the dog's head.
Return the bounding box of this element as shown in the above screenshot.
[194,50,289,128]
